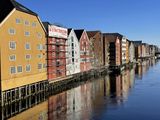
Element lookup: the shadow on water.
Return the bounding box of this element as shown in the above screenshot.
[1,58,159,120]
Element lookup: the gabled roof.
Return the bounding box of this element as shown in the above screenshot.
[11,0,37,16]
[87,31,100,39]
[103,33,123,38]
[74,29,84,40]
[0,0,37,23]
[68,28,72,35]
[42,22,50,32]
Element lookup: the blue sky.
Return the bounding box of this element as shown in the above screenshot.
[17,0,160,45]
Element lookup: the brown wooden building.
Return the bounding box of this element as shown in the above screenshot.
[87,31,104,68]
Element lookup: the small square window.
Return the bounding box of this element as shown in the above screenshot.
[37,32,42,39]
[25,43,31,50]
[25,31,30,36]
[9,55,16,61]
[38,63,42,69]
[24,20,30,26]
[37,54,43,59]
[25,54,31,60]
[26,64,31,72]
[37,44,43,50]
[10,66,16,74]
[16,19,21,24]
[32,22,36,27]
[8,28,16,35]
[9,41,16,50]
[17,66,22,73]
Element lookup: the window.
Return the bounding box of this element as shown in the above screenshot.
[71,36,74,42]
[24,20,30,26]
[37,44,43,50]
[26,64,31,72]
[43,63,46,68]
[25,54,31,60]
[8,28,16,35]
[25,31,30,36]
[72,43,74,49]
[72,58,75,63]
[25,43,31,50]
[38,63,42,69]
[9,41,16,50]
[37,54,42,58]
[43,45,46,50]
[9,55,16,61]
[37,32,42,39]
[17,66,22,73]
[10,66,16,74]
[32,22,36,27]
[16,18,21,24]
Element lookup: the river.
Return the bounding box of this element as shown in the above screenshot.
[3,59,160,120]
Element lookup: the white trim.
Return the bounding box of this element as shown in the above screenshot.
[8,28,16,35]
[25,42,31,50]
[0,9,16,27]
[24,31,30,36]
[9,54,16,61]
[37,16,47,34]
[9,41,16,50]
[26,64,31,72]
[24,20,30,26]
[25,54,31,60]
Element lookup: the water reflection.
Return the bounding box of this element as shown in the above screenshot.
[4,59,157,120]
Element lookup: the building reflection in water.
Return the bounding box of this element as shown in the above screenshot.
[4,59,155,120]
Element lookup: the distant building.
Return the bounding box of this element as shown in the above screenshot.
[103,33,126,67]
[129,41,135,63]
[121,36,127,65]
[75,29,91,72]
[66,29,80,75]
[43,22,68,80]
[149,45,156,57]
[126,39,130,64]
[133,41,142,60]
[0,0,47,97]
[87,31,104,68]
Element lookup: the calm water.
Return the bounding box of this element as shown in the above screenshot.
[7,59,160,120]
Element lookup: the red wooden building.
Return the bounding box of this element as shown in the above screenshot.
[43,22,68,80]
[74,29,91,72]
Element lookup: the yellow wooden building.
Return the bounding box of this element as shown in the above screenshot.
[0,0,47,101]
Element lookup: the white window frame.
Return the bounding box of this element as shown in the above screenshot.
[25,43,31,50]
[37,54,43,59]
[37,32,42,39]
[17,65,23,73]
[9,41,16,50]
[32,22,36,27]
[24,20,30,26]
[26,64,31,72]
[10,66,16,74]
[37,44,43,50]
[25,31,30,36]
[9,54,16,61]
[8,28,16,35]
[25,54,31,60]
[16,18,21,24]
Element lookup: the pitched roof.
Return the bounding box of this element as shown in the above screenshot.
[0,0,37,23]
[42,22,50,32]
[68,28,72,35]
[103,33,123,38]
[87,31,100,39]
[11,0,37,16]
[74,29,84,40]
